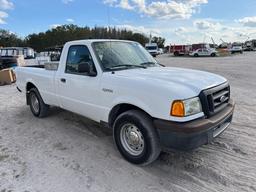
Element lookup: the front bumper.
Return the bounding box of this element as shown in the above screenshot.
[149,52,158,56]
[154,100,235,151]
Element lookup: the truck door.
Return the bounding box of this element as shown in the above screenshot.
[57,45,103,122]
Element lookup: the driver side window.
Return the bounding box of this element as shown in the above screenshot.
[66,45,96,75]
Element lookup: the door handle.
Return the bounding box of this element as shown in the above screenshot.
[60,78,66,83]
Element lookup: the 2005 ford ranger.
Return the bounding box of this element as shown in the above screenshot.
[16,40,235,165]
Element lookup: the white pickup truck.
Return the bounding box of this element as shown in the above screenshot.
[16,39,235,165]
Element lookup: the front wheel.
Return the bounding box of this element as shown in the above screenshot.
[113,110,161,165]
[29,88,49,118]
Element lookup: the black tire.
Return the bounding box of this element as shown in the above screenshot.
[28,88,49,118]
[194,53,199,57]
[211,53,216,57]
[113,110,161,165]
[174,51,179,56]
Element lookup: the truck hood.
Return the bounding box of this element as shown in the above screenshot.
[115,67,227,97]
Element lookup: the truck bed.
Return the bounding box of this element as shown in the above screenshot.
[16,64,58,106]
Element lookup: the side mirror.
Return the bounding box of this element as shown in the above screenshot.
[78,62,97,76]
[78,62,90,73]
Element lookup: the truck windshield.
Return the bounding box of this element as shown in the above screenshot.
[146,46,157,50]
[92,41,159,71]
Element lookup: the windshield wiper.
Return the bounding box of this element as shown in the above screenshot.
[140,62,165,67]
[105,64,147,71]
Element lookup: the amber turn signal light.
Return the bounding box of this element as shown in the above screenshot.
[171,101,185,117]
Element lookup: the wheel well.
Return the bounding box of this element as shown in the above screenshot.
[26,82,36,105]
[108,104,151,128]
[26,82,36,92]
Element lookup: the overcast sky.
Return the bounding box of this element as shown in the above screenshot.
[1,0,256,44]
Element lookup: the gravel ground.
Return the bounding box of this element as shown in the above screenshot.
[0,52,256,192]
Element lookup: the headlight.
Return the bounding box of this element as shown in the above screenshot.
[171,97,202,117]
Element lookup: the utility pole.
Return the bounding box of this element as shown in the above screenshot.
[149,32,152,44]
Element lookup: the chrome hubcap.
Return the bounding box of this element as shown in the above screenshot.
[31,93,39,113]
[120,123,144,156]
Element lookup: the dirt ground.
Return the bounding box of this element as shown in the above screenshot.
[0,52,256,192]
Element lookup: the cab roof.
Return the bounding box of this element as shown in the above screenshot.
[66,39,135,45]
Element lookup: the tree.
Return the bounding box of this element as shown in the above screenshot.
[0,29,23,47]
[130,33,149,46]
[25,25,154,51]
[1,25,165,52]
[152,36,165,48]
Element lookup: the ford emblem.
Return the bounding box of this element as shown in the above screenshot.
[220,96,227,103]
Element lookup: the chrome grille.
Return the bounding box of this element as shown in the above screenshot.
[199,82,230,117]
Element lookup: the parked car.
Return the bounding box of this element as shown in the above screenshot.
[189,48,218,57]
[158,48,164,55]
[191,43,210,51]
[230,43,243,54]
[16,39,235,165]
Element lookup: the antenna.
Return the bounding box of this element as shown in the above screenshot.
[106,5,113,50]
[107,5,111,40]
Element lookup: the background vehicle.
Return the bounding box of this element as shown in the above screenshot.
[189,48,218,57]
[0,47,35,69]
[170,45,191,56]
[145,43,158,57]
[170,43,213,56]
[191,43,210,51]
[230,42,243,54]
[243,40,256,51]
[16,39,234,165]
[158,48,164,55]
[35,46,63,65]
[0,47,35,59]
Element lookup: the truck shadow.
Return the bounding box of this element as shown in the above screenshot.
[49,106,113,137]
[47,107,217,170]
[47,106,236,167]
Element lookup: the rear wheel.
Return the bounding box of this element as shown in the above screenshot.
[174,51,179,56]
[211,53,216,57]
[113,110,161,165]
[29,88,49,118]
